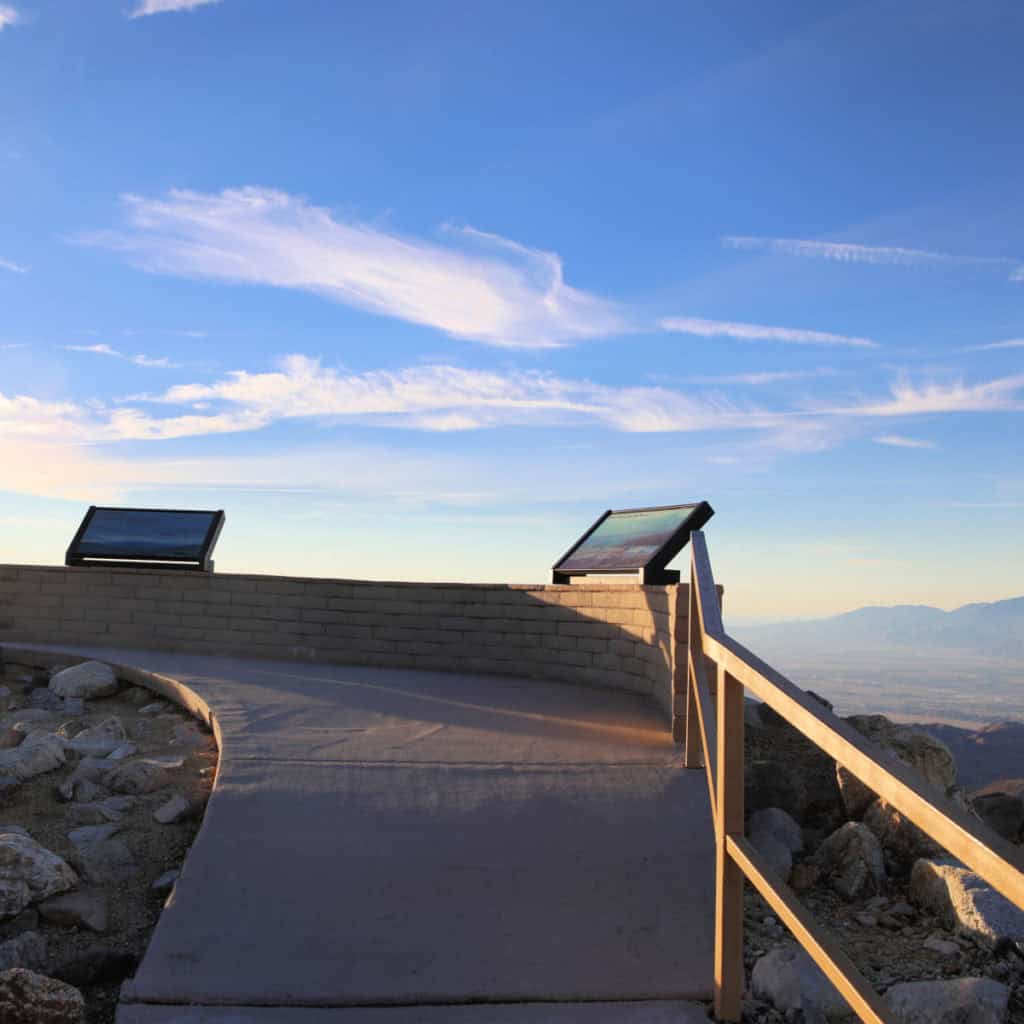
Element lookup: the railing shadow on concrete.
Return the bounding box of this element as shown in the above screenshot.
[685,530,1024,1022]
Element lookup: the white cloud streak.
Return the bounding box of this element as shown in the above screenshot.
[965,338,1024,352]
[0,257,27,273]
[724,235,1021,277]
[660,316,877,348]
[723,235,954,266]
[0,5,18,30]
[873,434,937,450]
[84,188,630,349]
[62,343,178,368]
[129,0,221,17]
[691,368,840,386]
[825,375,1024,417]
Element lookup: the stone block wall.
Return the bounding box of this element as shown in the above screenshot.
[0,564,717,735]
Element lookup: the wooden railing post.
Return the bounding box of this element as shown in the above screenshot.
[714,662,744,1022]
[683,576,702,768]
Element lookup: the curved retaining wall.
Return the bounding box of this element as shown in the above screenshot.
[0,564,718,737]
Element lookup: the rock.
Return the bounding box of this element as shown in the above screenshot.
[151,868,179,893]
[7,708,54,728]
[750,832,793,882]
[0,826,30,839]
[0,731,67,782]
[58,757,112,802]
[139,702,166,715]
[749,807,804,854]
[0,729,21,751]
[153,792,192,825]
[0,931,46,971]
[746,760,808,820]
[0,968,85,1023]
[28,688,63,712]
[66,826,136,885]
[37,890,108,933]
[751,943,855,1022]
[863,797,943,871]
[48,661,118,700]
[62,699,85,718]
[910,858,1024,950]
[103,758,174,794]
[812,822,886,900]
[759,690,833,729]
[51,946,138,987]
[973,793,1024,842]
[0,687,10,713]
[0,832,77,919]
[66,717,127,758]
[66,795,136,826]
[923,934,960,957]
[884,976,1008,1024]
[106,742,137,760]
[836,716,957,820]
[790,862,822,891]
[123,685,153,705]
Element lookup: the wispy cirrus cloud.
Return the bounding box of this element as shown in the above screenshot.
[659,316,877,348]
[873,434,937,450]
[83,187,630,349]
[964,338,1024,352]
[0,257,27,273]
[690,368,840,386]
[825,374,1024,417]
[62,343,178,368]
[129,0,221,17]
[724,235,1021,280]
[0,5,19,31]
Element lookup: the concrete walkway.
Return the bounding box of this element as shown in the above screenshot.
[16,645,714,1022]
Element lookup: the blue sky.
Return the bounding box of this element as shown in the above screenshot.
[1,0,1022,621]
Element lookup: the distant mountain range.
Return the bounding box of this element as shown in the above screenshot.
[916,720,1024,793]
[737,596,1024,661]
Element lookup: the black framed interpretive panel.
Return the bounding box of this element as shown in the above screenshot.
[65,507,225,571]
[552,501,713,584]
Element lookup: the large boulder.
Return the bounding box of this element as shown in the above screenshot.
[884,976,1009,1024]
[0,968,85,1024]
[48,662,118,700]
[37,890,108,933]
[749,807,803,884]
[909,858,1024,950]
[972,792,1024,842]
[836,716,957,820]
[862,798,943,872]
[66,825,137,885]
[812,822,885,900]
[751,944,855,1022]
[746,760,808,821]
[0,832,78,919]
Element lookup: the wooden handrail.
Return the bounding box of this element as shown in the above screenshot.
[687,530,1024,1022]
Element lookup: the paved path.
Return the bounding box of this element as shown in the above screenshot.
[17,645,714,1022]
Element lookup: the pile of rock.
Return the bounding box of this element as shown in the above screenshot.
[0,658,217,1023]
[740,698,1024,1023]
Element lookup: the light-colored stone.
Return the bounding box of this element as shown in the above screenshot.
[58,757,112,802]
[0,967,85,1023]
[153,792,192,825]
[106,742,138,761]
[66,717,127,758]
[0,931,46,972]
[749,807,803,853]
[812,822,885,901]
[37,890,108,932]
[884,976,1008,1024]
[922,935,960,957]
[910,858,1024,950]
[0,832,78,918]
[49,661,118,700]
[0,730,67,782]
[103,758,173,795]
[752,943,856,1022]
[151,868,179,893]
[139,702,166,715]
[749,832,793,883]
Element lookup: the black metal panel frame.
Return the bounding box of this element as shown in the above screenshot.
[551,501,714,584]
[65,506,226,572]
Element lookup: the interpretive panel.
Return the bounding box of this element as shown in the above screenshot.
[66,507,225,571]
[553,502,713,583]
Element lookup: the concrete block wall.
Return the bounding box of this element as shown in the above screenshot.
[0,564,707,733]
